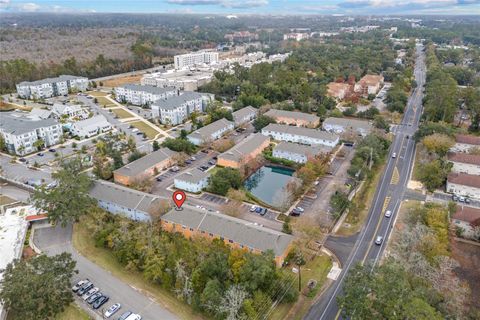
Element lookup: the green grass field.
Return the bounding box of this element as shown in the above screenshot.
[95,96,116,107]
[55,304,91,320]
[111,108,134,119]
[129,121,161,139]
[86,91,108,97]
[0,195,16,205]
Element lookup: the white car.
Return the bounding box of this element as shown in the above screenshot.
[250,205,257,212]
[384,210,392,218]
[104,303,121,318]
[375,236,383,245]
[82,287,99,300]
[392,153,397,158]
[71,279,88,292]
[125,314,142,320]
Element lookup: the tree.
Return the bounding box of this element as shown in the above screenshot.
[373,115,390,132]
[422,133,455,157]
[92,155,112,180]
[152,140,160,151]
[213,138,235,153]
[162,137,197,154]
[130,173,154,192]
[0,135,5,152]
[127,136,137,153]
[0,253,77,320]
[32,157,96,226]
[216,285,249,320]
[220,199,242,217]
[417,160,451,192]
[128,150,146,163]
[282,216,292,234]
[208,168,243,196]
[148,199,171,222]
[253,115,276,131]
[33,138,45,150]
[330,190,350,219]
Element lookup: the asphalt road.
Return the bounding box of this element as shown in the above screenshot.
[305,43,426,320]
[33,225,178,320]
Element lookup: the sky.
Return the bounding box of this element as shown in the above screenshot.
[0,0,479,15]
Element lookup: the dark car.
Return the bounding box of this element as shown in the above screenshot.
[92,295,109,309]
[212,156,218,160]
[136,132,143,136]
[37,152,44,157]
[185,160,192,165]
[117,311,133,320]
[19,158,27,162]
[255,207,263,214]
[290,209,302,217]
[156,177,162,182]
[77,282,93,296]
[87,292,102,304]
[201,149,209,153]
[48,148,56,152]
[208,160,216,165]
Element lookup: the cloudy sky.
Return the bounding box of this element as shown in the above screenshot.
[0,0,479,14]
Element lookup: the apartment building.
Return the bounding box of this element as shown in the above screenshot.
[451,206,480,240]
[114,84,178,106]
[69,115,113,138]
[217,133,270,168]
[29,108,53,120]
[141,69,213,91]
[89,180,162,221]
[174,51,219,70]
[261,123,339,148]
[232,106,257,127]
[354,74,384,96]
[283,33,310,41]
[264,109,320,128]
[187,118,234,146]
[114,147,176,186]
[447,173,480,200]
[151,92,213,125]
[322,117,373,137]
[451,134,480,153]
[273,141,329,164]
[52,103,89,120]
[327,82,351,100]
[174,169,211,193]
[16,75,88,99]
[0,112,62,156]
[160,205,293,267]
[448,153,480,175]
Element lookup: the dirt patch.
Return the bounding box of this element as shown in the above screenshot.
[451,239,480,309]
[102,74,142,87]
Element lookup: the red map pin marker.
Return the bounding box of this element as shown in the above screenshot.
[173,190,186,209]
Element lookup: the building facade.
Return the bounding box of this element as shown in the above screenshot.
[354,74,384,96]
[187,118,234,146]
[217,133,270,168]
[174,169,211,193]
[452,206,480,239]
[232,106,257,127]
[52,103,89,120]
[141,69,213,91]
[452,134,480,153]
[151,92,213,125]
[448,153,480,175]
[261,123,339,148]
[69,115,113,138]
[447,173,480,200]
[322,117,373,137]
[174,51,219,70]
[16,75,88,99]
[272,141,329,164]
[264,109,320,128]
[114,84,178,106]
[327,82,351,100]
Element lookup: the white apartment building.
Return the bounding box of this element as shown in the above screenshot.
[151,92,213,125]
[187,118,234,145]
[174,169,211,193]
[69,115,113,138]
[283,33,310,41]
[52,103,89,120]
[174,51,219,70]
[141,69,213,91]
[273,141,329,164]
[448,153,480,175]
[322,117,373,137]
[114,84,178,106]
[261,123,339,148]
[232,106,257,127]
[16,75,88,99]
[0,112,62,156]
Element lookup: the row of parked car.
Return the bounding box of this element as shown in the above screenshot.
[72,279,141,320]
[249,205,268,216]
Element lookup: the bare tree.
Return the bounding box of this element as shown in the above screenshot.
[130,173,154,192]
[174,260,194,305]
[148,199,171,222]
[216,285,249,320]
[220,199,242,217]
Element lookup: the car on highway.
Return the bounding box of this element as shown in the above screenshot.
[374,236,383,245]
[103,303,122,318]
[117,311,133,320]
[72,279,88,292]
[384,210,392,218]
[77,282,93,296]
[93,295,110,309]
[86,292,102,304]
[392,152,396,158]
[82,287,99,300]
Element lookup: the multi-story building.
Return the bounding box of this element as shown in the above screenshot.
[69,115,113,138]
[224,31,259,42]
[448,153,480,175]
[217,133,270,169]
[264,109,320,128]
[187,118,234,146]
[52,103,89,120]
[354,74,384,96]
[232,106,257,127]
[322,117,373,137]
[451,206,480,240]
[89,180,163,221]
[114,84,178,106]
[160,205,293,267]
[272,141,330,164]
[447,173,480,200]
[16,75,88,99]
[174,169,211,193]
[174,51,219,70]
[151,92,213,125]
[451,134,480,153]
[327,82,351,100]
[283,33,310,41]
[114,147,176,186]
[0,112,62,156]
[141,69,213,91]
[261,123,339,148]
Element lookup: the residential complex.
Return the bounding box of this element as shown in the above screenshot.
[327,82,351,100]
[264,109,320,128]
[217,133,270,168]
[446,173,480,200]
[160,205,293,267]
[451,134,480,153]
[90,180,163,221]
[232,106,257,127]
[174,169,211,193]
[69,115,113,138]
[16,75,88,99]
[174,51,219,70]
[322,117,373,137]
[452,206,480,239]
[114,147,176,186]
[187,118,234,145]
[141,69,213,91]
[261,123,339,148]
[354,74,384,96]
[273,141,330,164]
[114,84,178,106]
[52,103,89,120]
[151,92,213,125]
[0,112,62,156]
[283,33,310,41]
[448,153,480,175]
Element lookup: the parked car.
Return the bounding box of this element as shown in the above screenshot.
[131,128,139,133]
[170,166,180,172]
[18,157,27,162]
[117,311,133,320]
[48,148,56,152]
[37,152,44,157]
[392,153,397,158]
[374,236,383,245]
[156,177,162,182]
[465,197,471,204]
[249,205,257,212]
[185,160,192,165]
[291,208,302,216]
[384,210,392,218]
[212,156,218,160]
[86,292,102,304]
[72,279,88,292]
[93,295,109,309]
[124,314,142,320]
[201,149,209,153]
[136,131,143,136]
[255,207,263,214]
[190,156,196,161]
[295,207,304,213]
[452,194,459,201]
[82,287,99,300]
[208,160,216,165]
[77,282,93,296]
[458,196,466,202]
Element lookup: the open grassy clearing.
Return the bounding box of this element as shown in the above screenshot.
[95,96,116,107]
[102,74,142,87]
[55,304,91,320]
[111,108,134,119]
[86,91,109,97]
[72,223,203,320]
[128,120,161,139]
[0,195,17,205]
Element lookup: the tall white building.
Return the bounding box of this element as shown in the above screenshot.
[174,51,219,70]
[0,112,62,156]
[261,123,339,148]
[114,84,178,106]
[151,92,213,125]
[16,75,88,99]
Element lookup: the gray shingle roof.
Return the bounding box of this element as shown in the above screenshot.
[218,133,269,163]
[152,92,206,110]
[90,180,162,213]
[121,84,177,95]
[232,106,257,123]
[175,168,210,184]
[323,117,373,131]
[0,112,59,135]
[264,109,319,124]
[274,141,330,156]
[162,205,293,256]
[262,123,339,142]
[188,118,234,141]
[18,75,87,86]
[114,147,176,178]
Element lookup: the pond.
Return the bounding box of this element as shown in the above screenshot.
[244,165,297,208]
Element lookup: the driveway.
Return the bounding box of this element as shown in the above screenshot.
[33,225,177,320]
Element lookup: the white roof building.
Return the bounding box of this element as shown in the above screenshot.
[70,115,113,138]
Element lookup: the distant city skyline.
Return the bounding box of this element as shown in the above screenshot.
[1,0,480,15]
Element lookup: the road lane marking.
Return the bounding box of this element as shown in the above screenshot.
[390,167,399,185]
[362,196,391,265]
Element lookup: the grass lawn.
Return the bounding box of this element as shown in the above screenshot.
[55,304,91,320]
[270,254,333,320]
[129,120,161,139]
[95,96,116,107]
[72,223,203,320]
[0,195,17,205]
[111,108,134,119]
[86,91,108,97]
